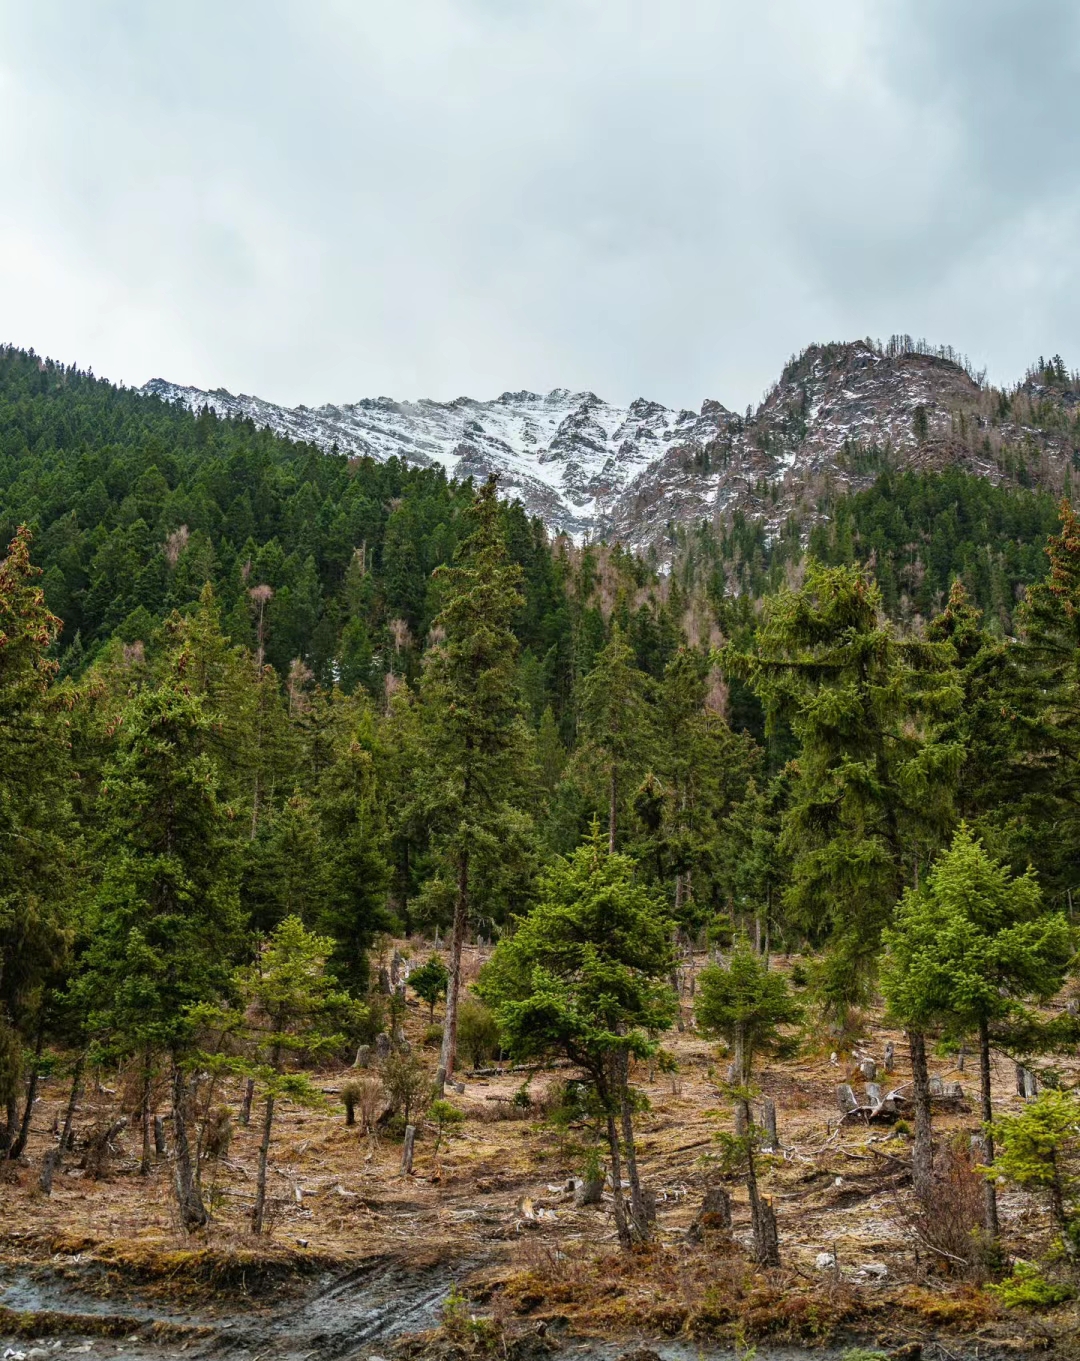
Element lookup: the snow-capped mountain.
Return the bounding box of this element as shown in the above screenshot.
[140,379,729,541]
[142,340,1074,554]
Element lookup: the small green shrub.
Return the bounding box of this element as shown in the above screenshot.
[429,1099,465,1153]
[987,1262,1074,1310]
[457,995,501,1069]
[423,1023,443,1048]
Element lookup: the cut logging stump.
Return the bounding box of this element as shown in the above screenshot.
[929,1076,944,1096]
[686,1185,732,1241]
[153,1115,167,1157]
[374,1033,392,1063]
[836,1084,858,1114]
[760,1097,778,1150]
[751,1197,780,1266]
[353,1045,371,1069]
[883,1042,895,1074]
[401,1124,416,1175]
[859,1059,877,1082]
[1015,1063,1038,1100]
[39,1147,61,1195]
[574,1176,604,1207]
[865,1082,882,1108]
[734,1103,749,1137]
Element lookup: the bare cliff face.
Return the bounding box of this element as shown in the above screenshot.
[143,341,1078,555]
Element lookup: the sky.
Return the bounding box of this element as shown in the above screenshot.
[1,1,1078,412]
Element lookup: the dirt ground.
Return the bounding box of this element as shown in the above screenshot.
[3,942,1079,1354]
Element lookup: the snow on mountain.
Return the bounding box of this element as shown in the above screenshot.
[142,340,1073,555]
[140,378,729,542]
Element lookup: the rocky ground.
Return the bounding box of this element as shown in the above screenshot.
[3,944,1079,1360]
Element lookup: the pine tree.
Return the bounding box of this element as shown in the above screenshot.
[480,823,676,1247]
[0,528,73,1157]
[419,478,533,1089]
[232,916,354,1233]
[731,561,962,1018]
[578,623,653,853]
[695,936,801,1085]
[73,680,244,1228]
[882,824,1073,1237]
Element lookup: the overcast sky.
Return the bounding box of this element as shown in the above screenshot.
[1,1,1077,412]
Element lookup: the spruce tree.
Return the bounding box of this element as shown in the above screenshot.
[419,478,532,1089]
[578,623,653,853]
[731,562,962,1018]
[882,824,1073,1237]
[0,528,73,1157]
[73,680,243,1228]
[480,824,676,1247]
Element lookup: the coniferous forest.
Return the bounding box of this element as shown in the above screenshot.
[4,344,1080,1348]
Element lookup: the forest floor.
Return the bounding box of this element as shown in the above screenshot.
[3,944,1080,1359]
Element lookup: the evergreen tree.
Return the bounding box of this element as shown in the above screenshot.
[418,478,533,1089]
[695,936,801,1085]
[731,561,962,1018]
[0,527,72,1157]
[72,680,244,1228]
[480,824,676,1247]
[578,623,654,853]
[882,824,1073,1238]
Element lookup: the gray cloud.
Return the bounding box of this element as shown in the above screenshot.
[1,1,1077,411]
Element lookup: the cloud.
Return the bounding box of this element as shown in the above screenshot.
[0,1,1077,410]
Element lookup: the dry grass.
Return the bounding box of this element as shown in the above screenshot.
[3,940,1079,1343]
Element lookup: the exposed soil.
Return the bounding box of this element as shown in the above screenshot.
[3,945,1079,1359]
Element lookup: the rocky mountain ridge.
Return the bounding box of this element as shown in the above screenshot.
[143,340,1079,555]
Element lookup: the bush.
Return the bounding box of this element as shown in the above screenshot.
[457,996,501,1069]
[423,1023,443,1048]
[381,1050,428,1126]
[901,1136,991,1278]
[987,1262,1074,1309]
[428,1098,465,1153]
[410,954,450,1020]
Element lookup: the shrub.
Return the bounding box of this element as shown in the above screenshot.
[410,954,450,1020]
[423,1023,443,1048]
[381,1050,428,1125]
[428,1098,465,1153]
[987,1262,1074,1309]
[901,1136,990,1278]
[457,996,501,1069]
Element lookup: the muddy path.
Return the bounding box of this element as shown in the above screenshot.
[0,1251,479,1361]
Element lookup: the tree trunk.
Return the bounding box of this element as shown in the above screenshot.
[978,1017,999,1238]
[908,1029,934,1201]
[617,1059,648,1241]
[139,1047,153,1176]
[171,1067,208,1232]
[742,1097,780,1266]
[40,1056,83,1194]
[252,1090,275,1234]
[608,763,617,854]
[240,1077,255,1127]
[8,1018,45,1160]
[401,1123,416,1175]
[436,847,469,1093]
[605,1107,632,1249]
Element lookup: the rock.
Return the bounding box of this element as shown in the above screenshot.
[616,1348,662,1361]
[451,1081,465,1095]
[858,1262,889,1280]
[815,1251,836,1271]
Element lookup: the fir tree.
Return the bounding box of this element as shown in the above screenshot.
[419,478,533,1089]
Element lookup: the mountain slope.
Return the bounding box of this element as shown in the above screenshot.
[144,340,1079,554]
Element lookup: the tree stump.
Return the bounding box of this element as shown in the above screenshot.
[686,1186,731,1241]
[353,1045,371,1068]
[153,1115,167,1157]
[401,1124,416,1175]
[883,1042,895,1074]
[734,1103,749,1137]
[575,1176,604,1207]
[865,1083,882,1108]
[836,1084,858,1114]
[1015,1063,1038,1100]
[751,1196,780,1266]
[929,1075,944,1096]
[760,1097,778,1150]
[859,1058,876,1082]
[374,1033,392,1063]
